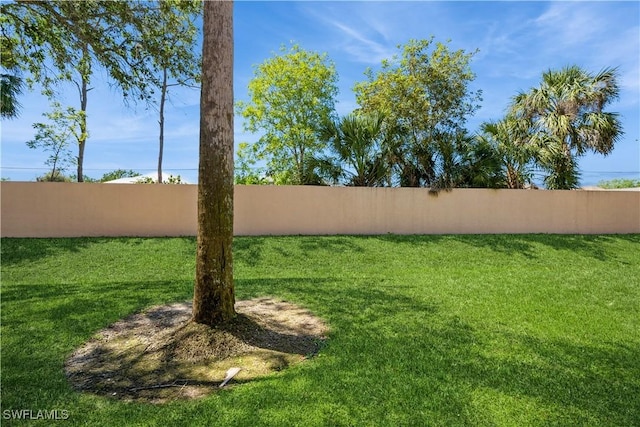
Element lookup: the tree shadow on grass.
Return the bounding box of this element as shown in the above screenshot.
[233,236,267,267]
[236,276,639,425]
[371,233,639,262]
[1,279,193,350]
[235,276,438,328]
[371,233,542,260]
[3,271,638,423]
[0,237,197,267]
[0,278,192,409]
[294,235,366,255]
[459,332,640,425]
[234,235,369,268]
[0,237,93,266]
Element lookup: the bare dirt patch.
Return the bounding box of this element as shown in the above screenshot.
[65,297,329,404]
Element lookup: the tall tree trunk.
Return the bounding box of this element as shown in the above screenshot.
[50,158,59,181]
[50,139,65,181]
[77,76,87,182]
[158,67,167,184]
[193,0,235,326]
[77,45,89,182]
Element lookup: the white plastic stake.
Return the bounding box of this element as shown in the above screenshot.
[219,367,241,388]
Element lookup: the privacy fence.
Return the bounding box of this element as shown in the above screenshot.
[1,182,638,237]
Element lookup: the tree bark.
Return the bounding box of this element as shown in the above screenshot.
[193,0,235,326]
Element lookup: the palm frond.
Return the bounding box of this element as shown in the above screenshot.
[0,73,23,119]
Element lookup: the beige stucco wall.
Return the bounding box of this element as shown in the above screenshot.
[0,182,197,238]
[1,182,638,237]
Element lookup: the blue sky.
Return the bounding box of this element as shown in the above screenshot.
[1,1,638,185]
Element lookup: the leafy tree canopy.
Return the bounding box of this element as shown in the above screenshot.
[26,102,80,181]
[1,0,201,102]
[0,35,23,118]
[354,38,482,188]
[236,44,339,185]
[2,0,201,182]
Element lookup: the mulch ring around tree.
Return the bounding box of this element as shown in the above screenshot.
[65,297,329,404]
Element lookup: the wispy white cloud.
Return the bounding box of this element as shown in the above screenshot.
[531,3,639,110]
[299,3,396,65]
[594,25,640,93]
[533,2,606,48]
[328,19,394,65]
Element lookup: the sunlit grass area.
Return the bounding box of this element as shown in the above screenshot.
[2,235,639,426]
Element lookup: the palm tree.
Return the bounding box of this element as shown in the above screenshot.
[452,132,504,189]
[0,74,23,119]
[511,65,623,189]
[477,117,536,189]
[193,0,235,326]
[322,112,390,186]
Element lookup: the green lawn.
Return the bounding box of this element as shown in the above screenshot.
[1,235,639,426]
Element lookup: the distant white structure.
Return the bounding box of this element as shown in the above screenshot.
[105,172,190,184]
